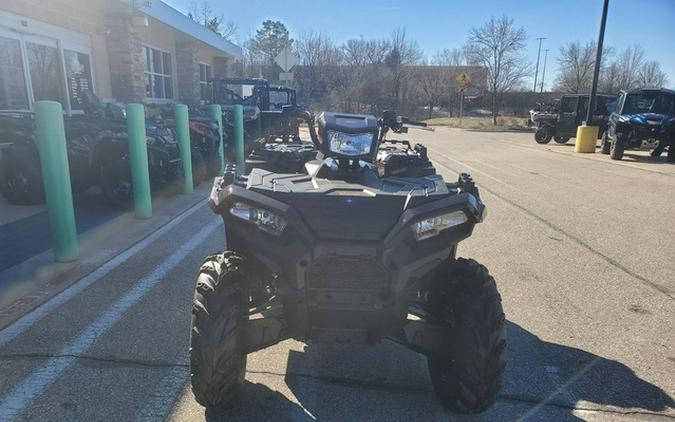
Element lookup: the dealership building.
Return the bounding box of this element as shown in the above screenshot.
[0,0,242,113]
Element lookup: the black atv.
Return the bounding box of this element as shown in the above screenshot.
[0,110,101,205]
[146,103,222,184]
[532,94,616,144]
[189,110,506,414]
[0,93,182,208]
[601,88,675,162]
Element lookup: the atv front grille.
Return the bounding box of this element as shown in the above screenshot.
[306,254,387,290]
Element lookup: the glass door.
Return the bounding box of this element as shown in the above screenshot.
[0,34,29,110]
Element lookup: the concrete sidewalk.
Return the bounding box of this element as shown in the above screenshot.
[0,181,213,331]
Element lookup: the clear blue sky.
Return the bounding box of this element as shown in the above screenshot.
[165,0,675,90]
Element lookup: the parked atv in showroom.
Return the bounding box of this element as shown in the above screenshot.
[601,88,675,162]
[189,110,506,414]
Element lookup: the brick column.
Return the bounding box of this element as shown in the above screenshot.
[214,56,234,78]
[104,13,145,102]
[175,40,200,102]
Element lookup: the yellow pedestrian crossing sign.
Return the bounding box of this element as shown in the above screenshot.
[456,72,471,90]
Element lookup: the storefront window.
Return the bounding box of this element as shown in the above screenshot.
[199,63,211,99]
[0,36,29,109]
[143,45,174,99]
[64,50,93,110]
[26,42,64,103]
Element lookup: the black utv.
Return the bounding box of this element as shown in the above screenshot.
[189,111,506,414]
[204,78,306,154]
[600,88,675,162]
[533,94,616,144]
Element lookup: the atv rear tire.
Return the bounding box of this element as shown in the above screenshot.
[600,132,611,154]
[534,126,552,144]
[554,136,570,144]
[610,133,626,160]
[427,258,506,414]
[667,145,675,163]
[190,252,248,410]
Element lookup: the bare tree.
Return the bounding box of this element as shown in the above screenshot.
[637,60,668,88]
[385,28,423,111]
[555,41,597,93]
[465,16,530,124]
[295,32,343,106]
[187,1,238,42]
[432,48,465,67]
[614,45,645,90]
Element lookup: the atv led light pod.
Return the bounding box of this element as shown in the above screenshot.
[413,210,468,241]
[229,202,287,236]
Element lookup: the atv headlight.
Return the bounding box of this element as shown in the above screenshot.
[413,210,468,241]
[328,131,374,156]
[229,202,287,236]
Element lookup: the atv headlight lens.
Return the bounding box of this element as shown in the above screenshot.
[413,211,468,241]
[229,202,287,236]
[328,131,374,156]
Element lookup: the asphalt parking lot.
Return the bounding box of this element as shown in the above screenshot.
[0,127,673,421]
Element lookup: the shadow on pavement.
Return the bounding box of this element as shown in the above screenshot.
[204,381,307,422]
[621,152,671,164]
[213,321,673,421]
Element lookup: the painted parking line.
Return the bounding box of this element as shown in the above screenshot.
[0,200,205,348]
[0,217,219,420]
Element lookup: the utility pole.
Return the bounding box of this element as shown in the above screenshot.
[533,37,546,92]
[575,0,609,153]
[585,0,609,126]
[540,49,549,93]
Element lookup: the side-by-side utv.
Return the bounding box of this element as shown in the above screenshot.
[189,110,506,414]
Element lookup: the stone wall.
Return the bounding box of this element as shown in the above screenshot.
[175,40,201,102]
[104,13,145,102]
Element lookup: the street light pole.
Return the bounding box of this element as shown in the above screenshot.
[533,37,546,92]
[540,49,549,93]
[585,0,609,126]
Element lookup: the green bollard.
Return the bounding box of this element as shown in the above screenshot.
[233,104,245,170]
[208,104,225,174]
[34,101,79,262]
[125,104,152,219]
[174,104,193,194]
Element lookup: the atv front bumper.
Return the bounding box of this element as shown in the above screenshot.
[209,176,485,342]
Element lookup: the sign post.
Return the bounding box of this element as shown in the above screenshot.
[456,72,471,127]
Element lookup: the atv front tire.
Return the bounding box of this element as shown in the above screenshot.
[427,258,506,414]
[610,133,626,160]
[190,252,248,409]
[0,154,44,205]
[100,161,133,209]
[554,136,570,144]
[191,148,207,186]
[534,126,552,144]
[667,145,675,163]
